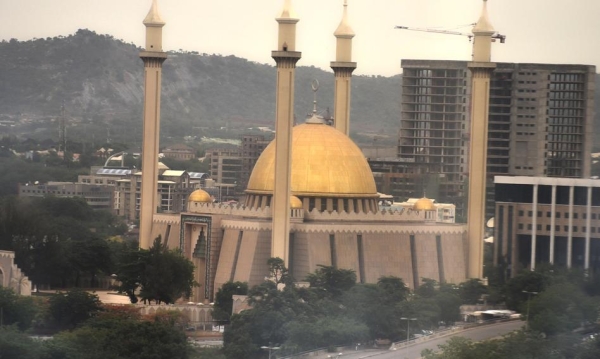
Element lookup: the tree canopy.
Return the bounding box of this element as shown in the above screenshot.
[114,236,197,304]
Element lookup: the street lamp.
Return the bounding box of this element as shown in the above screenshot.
[260,345,280,359]
[522,290,538,330]
[400,317,417,346]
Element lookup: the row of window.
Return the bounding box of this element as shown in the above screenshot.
[519,210,599,220]
[518,223,600,233]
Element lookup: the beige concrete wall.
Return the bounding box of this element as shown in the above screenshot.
[307,233,332,272]
[414,234,439,285]
[441,233,468,284]
[335,233,360,275]
[213,229,241,292]
[291,232,310,280]
[362,233,413,286]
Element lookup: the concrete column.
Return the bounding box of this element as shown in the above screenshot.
[567,186,574,268]
[466,63,496,279]
[549,185,556,264]
[139,53,167,248]
[585,186,592,269]
[271,52,301,263]
[530,184,538,271]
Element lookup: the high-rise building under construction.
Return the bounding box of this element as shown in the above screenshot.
[396,60,595,220]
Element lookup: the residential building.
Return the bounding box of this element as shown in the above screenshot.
[162,144,196,161]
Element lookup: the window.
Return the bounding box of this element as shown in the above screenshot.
[537,224,541,230]
[546,225,551,231]
[556,212,561,219]
[537,211,542,217]
[528,211,533,217]
[573,213,578,219]
[518,223,524,230]
[546,212,551,218]
[556,225,560,232]
[527,224,532,230]
[518,210,524,216]
[573,226,578,232]
[564,226,569,232]
[565,213,569,219]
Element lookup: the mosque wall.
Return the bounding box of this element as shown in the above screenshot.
[334,233,360,277]
[213,228,241,293]
[362,233,414,287]
[233,230,271,287]
[306,232,333,271]
[440,233,469,284]
[290,232,310,280]
[414,234,440,286]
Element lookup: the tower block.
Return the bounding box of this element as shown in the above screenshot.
[330,0,356,136]
[271,0,301,263]
[139,0,167,249]
[467,0,496,278]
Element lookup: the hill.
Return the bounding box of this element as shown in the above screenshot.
[0,30,400,147]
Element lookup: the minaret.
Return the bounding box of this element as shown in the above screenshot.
[466,0,496,278]
[271,0,301,264]
[139,0,167,249]
[330,0,356,136]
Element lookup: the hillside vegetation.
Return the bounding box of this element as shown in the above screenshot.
[0,30,400,146]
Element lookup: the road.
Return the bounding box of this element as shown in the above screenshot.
[325,320,524,359]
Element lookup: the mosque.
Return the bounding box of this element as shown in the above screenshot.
[140,0,476,302]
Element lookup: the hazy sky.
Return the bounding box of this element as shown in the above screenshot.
[0,0,598,76]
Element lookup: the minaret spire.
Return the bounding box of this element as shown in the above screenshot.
[271,0,302,266]
[472,0,495,62]
[466,0,497,278]
[139,0,167,249]
[331,0,356,135]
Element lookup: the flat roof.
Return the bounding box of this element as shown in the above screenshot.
[495,176,600,188]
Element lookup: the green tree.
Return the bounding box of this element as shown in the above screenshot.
[0,326,44,359]
[212,281,249,323]
[458,279,487,305]
[0,287,38,330]
[47,289,103,331]
[46,305,191,359]
[306,265,356,298]
[528,282,598,336]
[115,236,197,304]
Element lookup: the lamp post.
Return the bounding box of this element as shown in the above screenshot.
[400,317,417,346]
[522,290,538,330]
[260,345,280,359]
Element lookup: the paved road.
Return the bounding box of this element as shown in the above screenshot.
[325,321,524,359]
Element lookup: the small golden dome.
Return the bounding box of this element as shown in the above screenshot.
[413,197,436,211]
[246,123,377,197]
[188,189,212,203]
[290,196,303,209]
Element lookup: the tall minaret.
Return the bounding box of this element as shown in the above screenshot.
[466,0,496,278]
[271,0,301,264]
[139,0,167,249]
[330,0,356,136]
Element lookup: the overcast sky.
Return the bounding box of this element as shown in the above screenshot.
[0,0,598,76]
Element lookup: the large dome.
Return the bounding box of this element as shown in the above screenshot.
[246,122,377,197]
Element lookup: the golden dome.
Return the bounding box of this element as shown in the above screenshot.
[188,189,212,203]
[413,197,436,211]
[290,196,303,209]
[246,123,377,197]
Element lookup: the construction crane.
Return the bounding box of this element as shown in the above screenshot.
[394,25,506,43]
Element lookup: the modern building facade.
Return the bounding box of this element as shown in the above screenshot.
[494,176,600,278]
[398,60,596,220]
[19,182,115,210]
